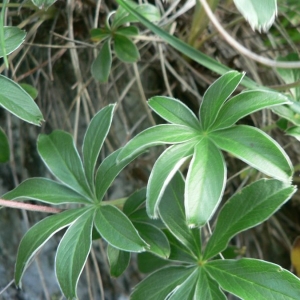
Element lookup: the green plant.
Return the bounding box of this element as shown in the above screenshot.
[90,0,160,82]
[3,71,300,299]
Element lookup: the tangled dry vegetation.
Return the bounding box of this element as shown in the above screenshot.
[1,0,300,299]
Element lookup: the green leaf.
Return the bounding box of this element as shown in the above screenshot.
[94,205,147,252]
[204,258,300,299]
[107,244,130,277]
[91,39,112,83]
[195,268,227,300]
[286,126,300,141]
[31,0,57,10]
[212,90,291,130]
[233,0,277,32]
[185,139,226,227]
[147,142,195,218]
[134,222,170,258]
[115,0,261,91]
[210,125,293,182]
[203,179,296,260]
[2,178,91,205]
[0,26,26,58]
[272,105,300,126]
[19,83,38,99]
[15,208,87,286]
[277,53,300,101]
[148,96,201,130]
[0,75,44,126]
[116,25,139,36]
[112,1,160,29]
[167,269,199,300]
[117,124,198,163]
[95,148,143,201]
[114,34,140,63]
[90,28,111,42]
[123,188,146,216]
[38,131,93,200]
[137,252,169,273]
[55,209,94,299]
[0,127,9,163]
[131,266,195,300]
[199,71,244,130]
[165,230,198,263]
[159,172,201,258]
[83,104,115,188]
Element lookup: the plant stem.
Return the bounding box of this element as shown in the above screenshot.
[0,199,62,213]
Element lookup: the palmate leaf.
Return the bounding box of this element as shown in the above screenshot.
[159,172,201,258]
[204,258,300,299]
[233,0,277,32]
[3,178,91,205]
[15,208,87,286]
[123,188,146,216]
[0,75,44,126]
[203,179,296,260]
[148,96,200,130]
[137,252,169,274]
[94,205,147,252]
[116,25,139,36]
[55,209,95,299]
[83,104,115,188]
[91,39,112,83]
[199,71,244,130]
[107,244,130,277]
[185,138,226,228]
[117,124,198,163]
[38,130,93,200]
[131,266,195,300]
[210,125,293,182]
[212,90,291,130]
[147,141,196,218]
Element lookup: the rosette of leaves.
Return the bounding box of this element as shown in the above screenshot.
[2,104,168,299]
[130,171,300,299]
[90,0,160,82]
[117,71,294,228]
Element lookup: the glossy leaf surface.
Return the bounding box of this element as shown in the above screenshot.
[0,75,44,126]
[159,172,201,258]
[15,208,86,286]
[83,104,115,188]
[134,222,170,258]
[0,26,26,57]
[205,258,300,299]
[55,209,94,299]
[114,34,140,63]
[131,266,195,300]
[3,178,91,205]
[233,0,277,32]
[94,205,147,252]
[107,244,130,277]
[91,39,112,83]
[147,142,195,218]
[199,71,244,130]
[117,124,197,162]
[148,96,200,130]
[38,131,92,200]
[203,179,296,260]
[212,90,291,130]
[210,125,293,182]
[185,139,226,227]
